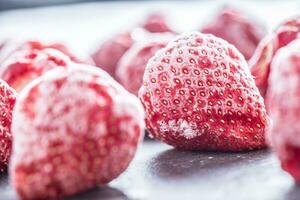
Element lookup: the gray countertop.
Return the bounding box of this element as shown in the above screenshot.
[1,140,298,200]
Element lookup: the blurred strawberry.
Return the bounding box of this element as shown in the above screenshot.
[0,48,70,92]
[250,17,300,97]
[92,12,174,79]
[266,39,300,182]
[0,39,89,65]
[91,32,133,78]
[116,33,173,95]
[141,12,173,33]
[201,7,266,60]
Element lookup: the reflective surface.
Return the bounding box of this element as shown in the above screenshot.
[0,140,298,200]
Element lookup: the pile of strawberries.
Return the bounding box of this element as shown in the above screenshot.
[0,5,300,200]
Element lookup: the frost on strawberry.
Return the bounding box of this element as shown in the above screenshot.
[267,39,300,182]
[10,65,144,199]
[0,48,70,92]
[0,40,87,65]
[250,16,300,97]
[139,32,269,151]
[0,80,16,172]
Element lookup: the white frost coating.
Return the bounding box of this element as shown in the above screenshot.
[159,119,198,139]
[141,32,265,117]
[268,39,300,147]
[11,64,145,166]
[0,48,71,78]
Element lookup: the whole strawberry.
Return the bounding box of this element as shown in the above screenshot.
[0,79,16,172]
[201,7,266,60]
[116,34,172,95]
[10,65,144,199]
[0,48,70,92]
[267,39,300,182]
[250,17,300,97]
[139,32,269,151]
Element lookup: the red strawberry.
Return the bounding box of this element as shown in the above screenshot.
[0,48,69,92]
[0,79,16,172]
[201,7,266,60]
[266,39,300,182]
[91,32,133,78]
[0,39,88,65]
[139,32,269,151]
[250,17,300,97]
[141,12,173,33]
[116,33,173,95]
[10,64,144,199]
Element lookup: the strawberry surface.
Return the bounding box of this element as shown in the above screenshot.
[10,64,144,199]
[201,7,266,60]
[139,32,269,151]
[0,49,70,92]
[0,79,16,172]
[266,39,300,182]
[250,17,300,97]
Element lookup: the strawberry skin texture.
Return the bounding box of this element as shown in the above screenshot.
[0,49,69,92]
[0,80,16,172]
[139,32,269,151]
[201,7,266,60]
[267,39,300,182]
[250,17,300,97]
[10,65,144,199]
[116,39,169,95]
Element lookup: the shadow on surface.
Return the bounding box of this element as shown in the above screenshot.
[148,148,271,179]
[0,172,128,200]
[0,172,18,200]
[285,184,300,200]
[65,186,129,200]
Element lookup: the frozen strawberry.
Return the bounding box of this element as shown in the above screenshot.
[0,40,87,65]
[141,12,173,33]
[0,48,70,92]
[10,65,144,199]
[139,32,269,151]
[116,34,173,95]
[92,32,133,78]
[201,7,266,60]
[250,17,300,97]
[266,39,300,182]
[0,80,16,172]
